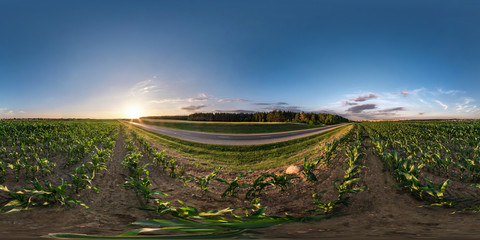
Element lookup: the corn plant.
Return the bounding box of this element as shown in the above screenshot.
[215,172,249,198]
[0,162,5,183]
[122,151,143,178]
[0,179,87,213]
[321,141,338,165]
[167,159,177,178]
[245,174,270,199]
[51,196,337,239]
[334,178,367,199]
[302,157,318,182]
[123,171,166,205]
[310,192,347,214]
[268,173,298,191]
[422,178,451,205]
[152,150,166,169]
[71,163,97,193]
[36,156,56,176]
[183,169,220,193]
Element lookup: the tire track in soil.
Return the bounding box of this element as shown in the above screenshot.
[70,128,152,235]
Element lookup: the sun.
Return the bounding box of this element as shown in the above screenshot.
[126,107,142,119]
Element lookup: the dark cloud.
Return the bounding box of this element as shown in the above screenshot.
[263,106,302,112]
[253,102,288,106]
[180,104,206,111]
[419,112,425,115]
[346,104,377,113]
[352,93,378,102]
[379,107,406,113]
[213,109,256,113]
[343,101,358,106]
[218,98,248,103]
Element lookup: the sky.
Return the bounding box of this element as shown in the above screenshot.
[1,0,479,120]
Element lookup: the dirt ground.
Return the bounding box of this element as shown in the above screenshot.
[1,128,480,239]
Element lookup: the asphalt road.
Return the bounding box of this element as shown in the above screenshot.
[124,121,350,145]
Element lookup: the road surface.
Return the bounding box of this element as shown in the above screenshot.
[123,121,350,145]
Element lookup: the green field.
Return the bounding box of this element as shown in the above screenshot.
[125,122,351,170]
[134,118,321,134]
[3,119,480,239]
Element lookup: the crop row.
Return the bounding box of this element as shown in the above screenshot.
[0,120,119,212]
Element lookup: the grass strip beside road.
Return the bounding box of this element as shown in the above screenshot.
[124,122,351,170]
[133,119,320,134]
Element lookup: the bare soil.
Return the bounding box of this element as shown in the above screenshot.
[1,129,480,239]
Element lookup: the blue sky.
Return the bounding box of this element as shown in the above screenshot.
[1,0,479,120]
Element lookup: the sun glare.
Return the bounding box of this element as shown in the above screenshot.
[126,107,142,119]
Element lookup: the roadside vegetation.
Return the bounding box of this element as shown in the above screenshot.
[124,122,352,170]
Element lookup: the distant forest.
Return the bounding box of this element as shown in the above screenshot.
[143,110,349,125]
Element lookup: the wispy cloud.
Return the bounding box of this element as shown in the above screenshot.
[180,104,206,111]
[261,105,302,112]
[456,98,477,112]
[213,109,256,113]
[437,89,465,95]
[253,102,289,106]
[130,79,159,96]
[401,91,409,96]
[189,93,211,102]
[343,101,357,106]
[351,93,378,102]
[378,107,406,113]
[346,104,377,113]
[434,100,448,110]
[149,98,184,104]
[218,98,248,103]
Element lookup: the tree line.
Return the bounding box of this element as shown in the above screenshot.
[186,111,349,125]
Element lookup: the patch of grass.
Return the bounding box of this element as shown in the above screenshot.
[123,122,351,170]
[133,119,320,134]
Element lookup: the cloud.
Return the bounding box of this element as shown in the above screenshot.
[351,93,378,102]
[434,100,448,110]
[379,107,406,113]
[149,98,184,104]
[130,80,159,96]
[456,98,477,112]
[419,112,425,115]
[437,89,465,95]
[180,104,206,111]
[213,109,256,113]
[346,104,377,113]
[401,91,409,96]
[464,97,474,105]
[189,93,211,102]
[253,102,289,106]
[261,105,302,112]
[343,101,358,106]
[218,98,248,103]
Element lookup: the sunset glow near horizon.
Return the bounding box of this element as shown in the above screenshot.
[1,1,479,120]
